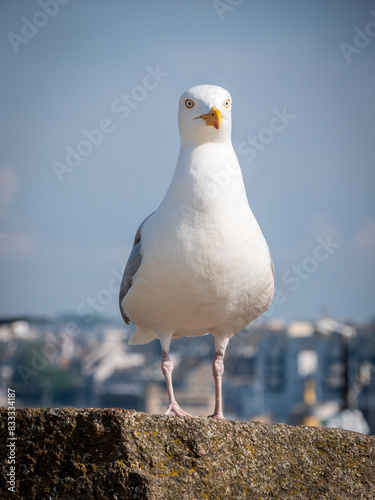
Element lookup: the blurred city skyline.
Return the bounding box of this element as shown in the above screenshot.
[0,0,374,323]
[1,313,373,431]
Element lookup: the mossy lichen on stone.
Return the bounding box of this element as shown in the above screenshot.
[0,408,374,499]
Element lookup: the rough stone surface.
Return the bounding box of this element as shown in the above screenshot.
[0,408,374,499]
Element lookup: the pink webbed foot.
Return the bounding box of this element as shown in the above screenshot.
[207,412,225,419]
[164,403,192,417]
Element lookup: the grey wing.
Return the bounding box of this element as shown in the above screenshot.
[119,212,154,324]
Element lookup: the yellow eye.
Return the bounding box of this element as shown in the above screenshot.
[185,99,194,108]
[224,99,231,108]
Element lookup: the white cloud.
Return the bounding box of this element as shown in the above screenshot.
[0,232,36,257]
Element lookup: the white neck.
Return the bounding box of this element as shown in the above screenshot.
[158,142,250,217]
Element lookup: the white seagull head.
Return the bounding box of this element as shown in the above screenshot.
[178,84,232,146]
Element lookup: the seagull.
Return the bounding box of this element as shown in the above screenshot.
[119,84,275,418]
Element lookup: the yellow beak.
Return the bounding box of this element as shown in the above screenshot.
[197,106,222,130]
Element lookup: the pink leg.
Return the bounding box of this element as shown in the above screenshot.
[209,352,225,419]
[161,350,192,417]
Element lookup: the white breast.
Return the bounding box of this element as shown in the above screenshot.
[123,142,274,339]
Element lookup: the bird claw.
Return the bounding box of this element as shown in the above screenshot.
[164,403,192,417]
[208,413,225,419]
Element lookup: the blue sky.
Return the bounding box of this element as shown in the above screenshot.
[0,0,374,323]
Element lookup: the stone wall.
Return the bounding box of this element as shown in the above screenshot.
[1,408,374,499]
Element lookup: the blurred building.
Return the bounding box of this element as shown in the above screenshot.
[224,318,374,434]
